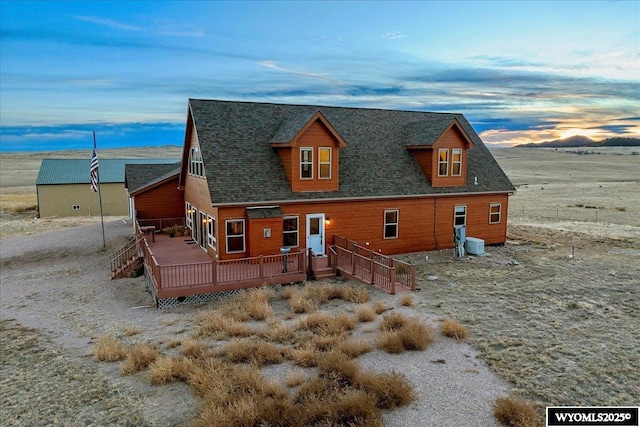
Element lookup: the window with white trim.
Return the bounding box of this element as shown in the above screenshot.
[283,216,299,247]
[189,147,204,177]
[72,205,80,211]
[226,219,245,253]
[438,149,449,176]
[489,203,501,224]
[185,202,193,229]
[207,215,216,247]
[451,149,462,176]
[454,205,466,227]
[384,209,399,239]
[300,148,313,179]
[318,147,331,179]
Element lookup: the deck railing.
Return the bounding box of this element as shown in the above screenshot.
[134,219,306,302]
[332,235,416,293]
[137,217,184,231]
[109,236,141,278]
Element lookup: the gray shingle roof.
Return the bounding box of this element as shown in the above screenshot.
[125,163,181,194]
[37,159,179,185]
[188,99,515,205]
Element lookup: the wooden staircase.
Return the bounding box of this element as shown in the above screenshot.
[310,254,336,280]
[110,237,142,279]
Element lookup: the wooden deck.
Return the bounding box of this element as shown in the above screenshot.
[134,222,307,302]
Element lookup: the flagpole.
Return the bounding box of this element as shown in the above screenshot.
[93,131,106,248]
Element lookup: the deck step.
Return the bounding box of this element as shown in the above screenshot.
[313,267,336,280]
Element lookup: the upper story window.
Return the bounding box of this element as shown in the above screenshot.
[438,149,449,176]
[283,216,299,247]
[300,148,313,179]
[451,149,462,176]
[226,219,245,253]
[318,148,331,179]
[384,209,399,239]
[189,147,204,177]
[454,205,467,227]
[489,203,501,224]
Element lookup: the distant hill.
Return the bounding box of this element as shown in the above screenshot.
[519,136,640,148]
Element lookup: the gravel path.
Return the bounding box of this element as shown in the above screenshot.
[1,219,511,427]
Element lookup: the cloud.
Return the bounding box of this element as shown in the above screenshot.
[258,61,340,83]
[74,15,143,32]
[383,31,404,40]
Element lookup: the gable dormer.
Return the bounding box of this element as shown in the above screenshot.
[405,118,474,188]
[270,111,346,192]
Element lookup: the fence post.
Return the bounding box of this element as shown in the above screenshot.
[411,265,417,291]
[351,250,355,275]
[390,267,396,295]
[370,257,375,285]
[212,260,217,285]
[259,255,264,279]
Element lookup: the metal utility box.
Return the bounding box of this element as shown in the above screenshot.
[465,237,485,255]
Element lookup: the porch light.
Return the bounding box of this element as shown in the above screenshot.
[325,216,331,225]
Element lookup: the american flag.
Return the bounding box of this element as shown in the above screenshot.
[90,138,99,192]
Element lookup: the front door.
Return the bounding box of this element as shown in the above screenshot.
[306,214,325,255]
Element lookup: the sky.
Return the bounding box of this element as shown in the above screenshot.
[1,0,638,151]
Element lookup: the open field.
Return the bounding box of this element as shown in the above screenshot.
[1,147,639,425]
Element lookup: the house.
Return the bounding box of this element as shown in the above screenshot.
[118,99,515,306]
[36,158,178,218]
[177,99,514,261]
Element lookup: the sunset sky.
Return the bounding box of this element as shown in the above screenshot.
[1,0,638,151]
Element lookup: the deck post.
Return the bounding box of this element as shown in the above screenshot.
[411,265,416,291]
[370,257,374,285]
[259,255,264,279]
[351,250,355,276]
[390,267,396,295]
[212,260,217,286]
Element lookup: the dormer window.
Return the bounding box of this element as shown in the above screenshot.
[438,149,449,176]
[452,149,462,176]
[189,147,204,177]
[319,147,331,179]
[300,148,313,179]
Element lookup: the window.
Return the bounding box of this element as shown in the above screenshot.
[207,215,216,247]
[318,147,331,179]
[189,147,204,177]
[283,216,299,247]
[451,149,462,176]
[454,205,466,227]
[72,205,80,211]
[489,203,501,224]
[185,202,193,229]
[226,219,245,253]
[438,149,449,176]
[384,209,399,239]
[300,148,313,179]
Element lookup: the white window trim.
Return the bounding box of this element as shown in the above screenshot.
[226,219,245,254]
[489,203,502,224]
[451,148,462,177]
[189,147,204,177]
[283,215,299,248]
[300,147,313,180]
[438,148,449,177]
[454,205,467,227]
[383,209,399,239]
[185,202,193,229]
[318,147,331,179]
[207,215,216,247]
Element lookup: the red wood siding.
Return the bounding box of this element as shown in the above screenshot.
[277,148,293,185]
[134,177,184,220]
[430,126,468,188]
[411,149,433,182]
[211,193,509,260]
[290,120,340,192]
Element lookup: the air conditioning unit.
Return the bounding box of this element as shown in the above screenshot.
[465,237,484,255]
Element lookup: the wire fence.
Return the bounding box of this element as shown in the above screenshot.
[508,204,636,226]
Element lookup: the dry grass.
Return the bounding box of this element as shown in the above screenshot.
[296,311,356,336]
[378,314,434,353]
[193,310,252,339]
[0,193,37,214]
[356,305,376,322]
[341,285,370,303]
[285,369,308,388]
[372,300,388,314]
[91,335,128,362]
[334,338,372,358]
[440,318,468,342]
[122,325,142,336]
[221,339,285,366]
[289,292,319,313]
[493,396,541,427]
[279,286,296,300]
[398,294,414,307]
[356,370,416,409]
[149,356,195,385]
[165,339,182,349]
[121,343,159,375]
[286,344,319,367]
[259,319,296,343]
[179,339,210,359]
